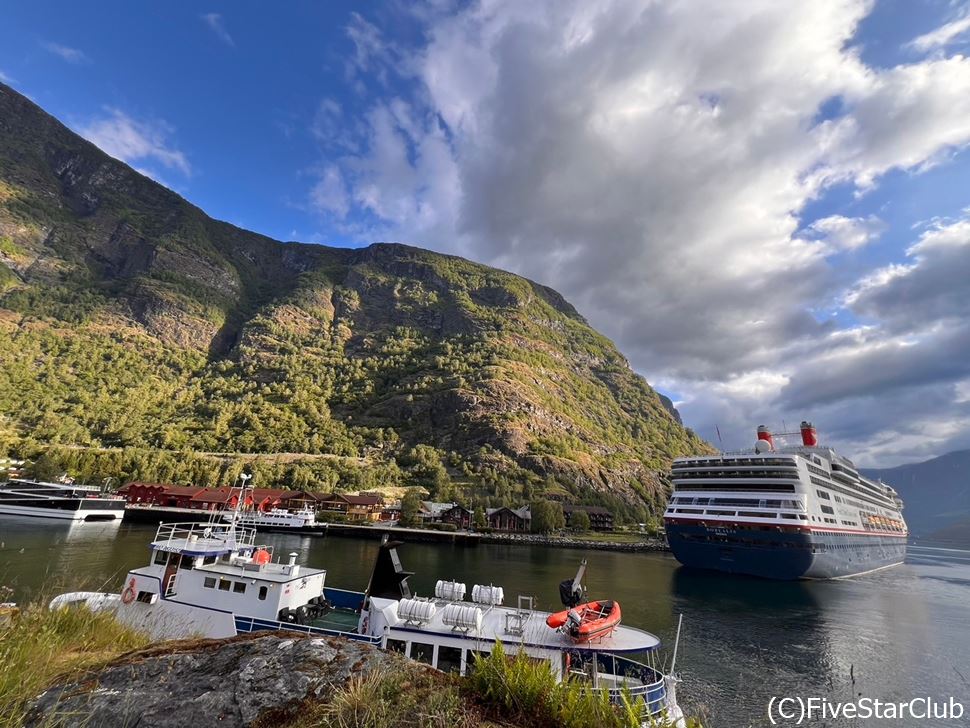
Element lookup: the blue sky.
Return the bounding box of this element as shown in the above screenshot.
[3,0,970,465]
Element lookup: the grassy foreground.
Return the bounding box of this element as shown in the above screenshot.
[0,602,151,727]
[1,605,701,728]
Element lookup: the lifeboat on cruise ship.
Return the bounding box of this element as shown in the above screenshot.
[546,600,622,643]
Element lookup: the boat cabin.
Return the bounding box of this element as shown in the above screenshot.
[125,522,327,622]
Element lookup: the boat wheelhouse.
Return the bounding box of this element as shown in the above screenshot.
[51,520,685,727]
[0,479,126,521]
[664,421,907,580]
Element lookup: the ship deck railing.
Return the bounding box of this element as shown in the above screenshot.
[570,653,669,718]
[233,614,382,645]
[152,521,258,554]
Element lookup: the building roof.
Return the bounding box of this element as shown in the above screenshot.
[317,492,383,506]
[118,481,173,493]
[486,506,531,520]
[421,501,456,516]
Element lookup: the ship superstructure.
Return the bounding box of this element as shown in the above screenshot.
[663,422,907,579]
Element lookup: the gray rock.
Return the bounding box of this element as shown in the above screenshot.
[26,632,387,728]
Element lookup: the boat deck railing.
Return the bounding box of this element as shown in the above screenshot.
[234,614,382,645]
[573,653,669,718]
[152,521,257,553]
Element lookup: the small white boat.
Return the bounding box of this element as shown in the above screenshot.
[221,506,316,529]
[50,518,686,727]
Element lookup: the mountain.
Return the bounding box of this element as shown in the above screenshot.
[861,450,970,540]
[0,82,710,518]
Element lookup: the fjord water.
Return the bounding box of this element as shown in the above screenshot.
[1,519,967,727]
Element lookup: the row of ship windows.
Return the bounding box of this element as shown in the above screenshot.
[809,476,891,509]
[669,508,808,520]
[671,497,802,509]
[677,533,895,552]
[674,470,796,480]
[675,458,796,468]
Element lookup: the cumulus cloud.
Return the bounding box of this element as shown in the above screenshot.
[41,41,89,64]
[78,108,191,177]
[804,215,885,251]
[201,13,234,47]
[310,1,970,465]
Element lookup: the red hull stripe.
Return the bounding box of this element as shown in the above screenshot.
[663,516,908,538]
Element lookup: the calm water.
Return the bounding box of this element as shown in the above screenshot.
[1,517,968,727]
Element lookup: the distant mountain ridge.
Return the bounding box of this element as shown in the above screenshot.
[861,449,970,542]
[0,82,710,516]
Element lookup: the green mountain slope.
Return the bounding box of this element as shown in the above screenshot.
[0,82,710,519]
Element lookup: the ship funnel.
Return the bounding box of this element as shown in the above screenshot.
[800,421,818,447]
[756,425,775,451]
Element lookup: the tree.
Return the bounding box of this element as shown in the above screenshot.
[473,505,487,530]
[400,488,423,527]
[530,499,565,534]
[570,510,591,532]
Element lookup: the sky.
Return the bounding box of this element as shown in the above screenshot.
[3,0,970,466]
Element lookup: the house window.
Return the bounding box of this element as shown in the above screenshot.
[233,582,246,594]
[218,579,232,591]
[258,586,268,600]
[204,577,216,589]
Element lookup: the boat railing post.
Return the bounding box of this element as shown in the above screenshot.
[670,613,683,675]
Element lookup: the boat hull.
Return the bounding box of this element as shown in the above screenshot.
[665,520,906,580]
[0,502,124,521]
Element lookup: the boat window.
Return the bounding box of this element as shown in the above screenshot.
[410,642,434,665]
[204,577,216,589]
[258,586,268,601]
[820,505,834,515]
[153,551,168,565]
[386,638,406,654]
[203,555,217,566]
[233,582,246,594]
[136,591,155,603]
[816,490,831,500]
[466,650,489,673]
[179,554,194,570]
[218,579,232,591]
[436,645,463,674]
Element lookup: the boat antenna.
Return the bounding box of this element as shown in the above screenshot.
[229,472,252,539]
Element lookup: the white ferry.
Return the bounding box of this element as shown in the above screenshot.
[0,479,126,521]
[221,506,317,529]
[664,421,907,579]
[50,519,685,726]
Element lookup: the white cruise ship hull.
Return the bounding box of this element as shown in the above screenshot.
[0,502,124,521]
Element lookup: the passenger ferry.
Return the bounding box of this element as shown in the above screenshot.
[664,422,907,580]
[50,517,685,726]
[0,479,126,521]
[221,506,317,530]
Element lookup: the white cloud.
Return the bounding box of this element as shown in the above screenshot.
[311,0,970,465]
[804,214,885,251]
[0,70,16,84]
[78,108,191,177]
[201,13,234,47]
[41,41,89,64]
[907,8,970,52]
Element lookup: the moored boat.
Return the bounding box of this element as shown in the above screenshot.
[664,421,907,580]
[49,516,686,727]
[0,479,126,521]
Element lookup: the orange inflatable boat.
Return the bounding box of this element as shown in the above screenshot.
[545,599,621,642]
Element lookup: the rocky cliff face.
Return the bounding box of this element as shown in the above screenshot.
[0,82,710,511]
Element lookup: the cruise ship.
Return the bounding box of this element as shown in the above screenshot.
[0,479,126,521]
[663,422,907,580]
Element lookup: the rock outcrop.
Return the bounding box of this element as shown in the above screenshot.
[26,632,387,728]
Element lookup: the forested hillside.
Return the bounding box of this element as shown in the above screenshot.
[0,82,710,522]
